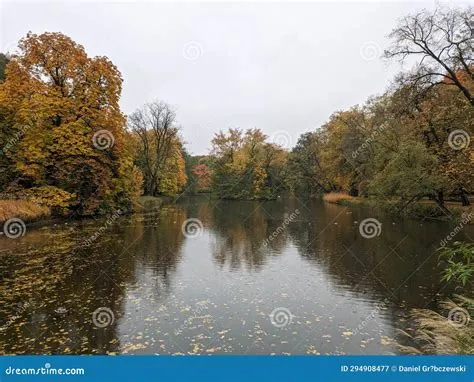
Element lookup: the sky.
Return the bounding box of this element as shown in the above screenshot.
[0,0,467,154]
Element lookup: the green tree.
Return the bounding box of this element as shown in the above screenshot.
[369,142,445,212]
[0,53,9,82]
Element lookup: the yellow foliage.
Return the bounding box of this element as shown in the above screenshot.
[0,32,143,215]
[19,186,75,210]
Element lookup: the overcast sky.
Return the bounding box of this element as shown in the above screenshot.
[0,1,468,154]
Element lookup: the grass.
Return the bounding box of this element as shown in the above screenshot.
[0,195,167,224]
[398,296,473,355]
[0,199,50,223]
[322,192,357,205]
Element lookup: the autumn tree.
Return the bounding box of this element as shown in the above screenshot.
[129,101,187,196]
[385,6,474,107]
[0,32,142,215]
[210,128,245,199]
[288,73,472,212]
[192,162,212,192]
[0,54,13,187]
[210,128,287,199]
[287,131,336,195]
[403,82,474,206]
[319,108,376,196]
[284,5,473,214]
[370,142,446,213]
[0,53,8,82]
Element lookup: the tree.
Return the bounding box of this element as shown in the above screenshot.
[192,162,212,192]
[287,131,336,195]
[210,128,246,199]
[0,53,9,82]
[0,32,142,215]
[129,101,187,196]
[409,84,474,206]
[319,109,372,196]
[439,241,474,286]
[385,7,474,107]
[369,142,446,213]
[210,128,287,199]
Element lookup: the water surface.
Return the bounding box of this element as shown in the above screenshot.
[1,197,472,355]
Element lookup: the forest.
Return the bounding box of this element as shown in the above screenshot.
[0,6,472,223]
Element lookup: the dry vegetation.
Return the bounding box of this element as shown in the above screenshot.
[322,193,357,205]
[398,297,473,355]
[0,199,50,223]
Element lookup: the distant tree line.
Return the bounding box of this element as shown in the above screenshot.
[187,6,473,212]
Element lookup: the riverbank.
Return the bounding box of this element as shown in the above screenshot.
[0,196,168,225]
[322,193,473,224]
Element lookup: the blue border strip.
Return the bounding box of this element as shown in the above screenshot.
[0,355,473,381]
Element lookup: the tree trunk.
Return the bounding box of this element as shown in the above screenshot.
[434,194,451,216]
[459,187,470,206]
[437,190,444,205]
[348,183,359,197]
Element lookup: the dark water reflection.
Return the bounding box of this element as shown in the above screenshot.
[0,196,472,355]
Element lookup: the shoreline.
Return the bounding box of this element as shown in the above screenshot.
[0,196,168,227]
[2,193,473,229]
[322,193,473,224]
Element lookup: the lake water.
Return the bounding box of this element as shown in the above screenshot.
[1,196,472,355]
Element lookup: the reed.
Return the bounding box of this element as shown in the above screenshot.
[0,199,50,223]
[322,192,356,204]
[398,296,473,355]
